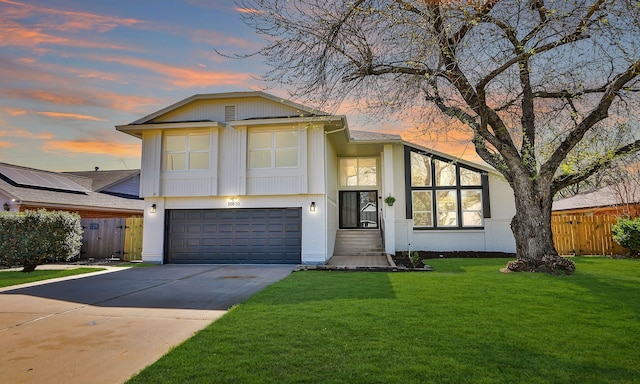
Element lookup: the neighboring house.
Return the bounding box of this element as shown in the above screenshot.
[0,163,144,218]
[552,184,640,217]
[116,91,516,265]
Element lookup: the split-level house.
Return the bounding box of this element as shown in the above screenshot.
[116,92,516,264]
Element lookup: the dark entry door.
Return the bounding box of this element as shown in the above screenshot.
[339,191,378,229]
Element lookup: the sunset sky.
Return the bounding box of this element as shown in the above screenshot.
[0,0,477,172]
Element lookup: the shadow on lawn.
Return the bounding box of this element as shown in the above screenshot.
[568,259,640,319]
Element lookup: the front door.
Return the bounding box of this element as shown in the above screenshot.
[339,191,378,229]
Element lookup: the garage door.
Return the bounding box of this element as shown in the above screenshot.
[166,208,302,264]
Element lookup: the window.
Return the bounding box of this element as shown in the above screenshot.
[164,133,209,171]
[406,147,489,228]
[248,130,298,168]
[339,158,377,186]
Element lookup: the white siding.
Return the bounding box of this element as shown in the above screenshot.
[307,126,325,194]
[217,125,240,196]
[325,135,339,257]
[381,144,397,254]
[140,130,161,197]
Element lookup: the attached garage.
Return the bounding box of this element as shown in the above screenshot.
[165,208,302,264]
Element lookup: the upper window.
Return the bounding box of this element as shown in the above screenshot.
[248,130,298,168]
[407,148,488,229]
[164,133,209,171]
[339,158,377,186]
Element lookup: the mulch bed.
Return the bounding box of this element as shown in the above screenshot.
[393,251,516,269]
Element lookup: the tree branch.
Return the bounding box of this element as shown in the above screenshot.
[551,139,640,194]
[542,59,640,179]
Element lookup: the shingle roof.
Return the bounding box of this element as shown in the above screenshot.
[64,169,140,192]
[552,185,640,211]
[350,130,403,142]
[0,163,143,212]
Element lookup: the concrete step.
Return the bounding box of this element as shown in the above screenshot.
[333,251,384,256]
[334,229,383,257]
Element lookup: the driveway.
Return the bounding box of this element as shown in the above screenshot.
[0,264,295,384]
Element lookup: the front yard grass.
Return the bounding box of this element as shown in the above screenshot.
[0,268,105,288]
[128,257,640,384]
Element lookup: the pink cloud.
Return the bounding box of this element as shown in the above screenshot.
[0,1,143,51]
[1,0,143,32]
[36,111,105,121]
[0,141,16,148]
[0,129,55,140]
[93,55,254,88]
[5,88,160,112]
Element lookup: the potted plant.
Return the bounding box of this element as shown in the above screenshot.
[384,195,396,206]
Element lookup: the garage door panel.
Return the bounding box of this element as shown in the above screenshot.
[166,208,302,264]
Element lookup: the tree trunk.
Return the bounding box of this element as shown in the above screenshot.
[22,262,38,273]
[505,176,576,275]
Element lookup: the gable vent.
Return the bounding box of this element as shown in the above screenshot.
[225,105,237,122]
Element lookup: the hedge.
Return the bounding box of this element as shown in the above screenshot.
[0,209,83,272]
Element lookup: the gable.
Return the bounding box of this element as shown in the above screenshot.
[133,92,328,125]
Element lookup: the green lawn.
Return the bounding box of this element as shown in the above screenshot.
[0,268,105,288]
[128,257,640,384]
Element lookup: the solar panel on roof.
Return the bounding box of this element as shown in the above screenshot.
[0,164,90,194]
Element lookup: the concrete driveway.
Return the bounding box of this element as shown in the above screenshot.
[0,264,295,384]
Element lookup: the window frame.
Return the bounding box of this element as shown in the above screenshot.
[248,129,299,169]
[404,146,490,230]
[163,133,210,171]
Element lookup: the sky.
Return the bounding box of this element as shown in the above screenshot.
[0,0,477,172]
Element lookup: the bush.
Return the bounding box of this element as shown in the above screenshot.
[0,209,83,272]
[611,217,640,255]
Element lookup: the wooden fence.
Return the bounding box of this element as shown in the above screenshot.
[551,215,628,256]
[80,217,143,261]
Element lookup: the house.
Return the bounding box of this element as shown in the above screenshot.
[116,91,516,264]
[0,163,144,218]
[552,184,640,218]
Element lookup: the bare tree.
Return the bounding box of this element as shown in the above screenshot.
[240,0,640,273]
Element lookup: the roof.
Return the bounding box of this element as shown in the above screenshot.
[552,184,640,211]
[350,130,403,142]
[130,91,331,125]
[0,163,143,213]
[64,169,140,192]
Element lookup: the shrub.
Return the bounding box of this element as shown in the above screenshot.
[0,209,83,272]
[611,217,640,256]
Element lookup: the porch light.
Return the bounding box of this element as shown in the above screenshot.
[149,204,157,213]
[310,202,316,212]
[3,202,9,212]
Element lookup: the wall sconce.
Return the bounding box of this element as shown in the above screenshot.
[3,202,9,212]
[310,202,316,212]
[149,204,157,213]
